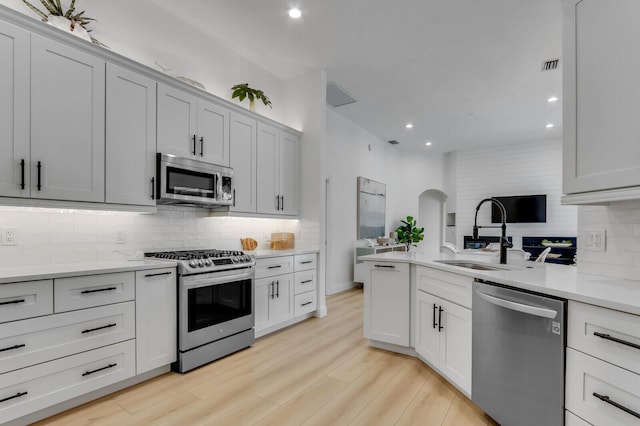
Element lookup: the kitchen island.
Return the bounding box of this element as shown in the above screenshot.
[360,251,640,426]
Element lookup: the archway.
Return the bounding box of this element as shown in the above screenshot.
[418,189,447,254]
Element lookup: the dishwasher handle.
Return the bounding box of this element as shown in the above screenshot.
[475,289,558,319]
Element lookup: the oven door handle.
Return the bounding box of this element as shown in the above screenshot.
[182,270,254,288]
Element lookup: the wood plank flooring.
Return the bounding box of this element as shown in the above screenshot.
[35,289,497,425]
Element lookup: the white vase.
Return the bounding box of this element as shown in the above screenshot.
[47,15,92,43]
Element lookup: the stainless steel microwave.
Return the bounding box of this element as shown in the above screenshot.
[156,153,233,207]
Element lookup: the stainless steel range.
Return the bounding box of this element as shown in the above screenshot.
[145,249,255,373]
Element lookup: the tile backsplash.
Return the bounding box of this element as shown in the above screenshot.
[578,200,640,281]
[0,206,319,268]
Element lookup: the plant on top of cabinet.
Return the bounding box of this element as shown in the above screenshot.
[22,0,105,46]
[395,215,424,250]
[231,83,272,112]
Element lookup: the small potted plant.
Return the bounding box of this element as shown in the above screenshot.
[231,83,272,112]
[395,216,424,251]
[22,0,104,46]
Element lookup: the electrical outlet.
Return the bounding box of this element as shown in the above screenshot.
[584,229,605,252]
[115,230,126,244]
[1,227,18,246]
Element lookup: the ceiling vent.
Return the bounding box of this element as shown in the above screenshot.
[541,58,561,71]
[388,140,399,145]
[326,82,356,107]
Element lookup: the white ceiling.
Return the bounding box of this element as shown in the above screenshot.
[135,1,564,152]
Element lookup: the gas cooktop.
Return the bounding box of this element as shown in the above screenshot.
[145,249,255,274]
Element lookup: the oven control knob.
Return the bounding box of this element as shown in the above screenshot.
[204,258,212,266]
[198,259,205,267]
[189,260,198,268]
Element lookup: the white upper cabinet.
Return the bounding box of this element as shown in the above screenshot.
[105,63,156,206]
[256,123,299,215]
[0,21,29,198]
[563,0,640,200]
[229,111,257,213]
[157,83,230,166]
[30,34,105,202]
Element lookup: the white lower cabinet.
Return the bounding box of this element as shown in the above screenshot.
[135,268,177,374]
[0,340,135,423]
[255,274,294,332]
[363,261,410,346]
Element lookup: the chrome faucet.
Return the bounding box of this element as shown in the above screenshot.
[473,198,512,264]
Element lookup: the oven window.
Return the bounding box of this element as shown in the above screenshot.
[167,166,215,199]
[188,278,252,332]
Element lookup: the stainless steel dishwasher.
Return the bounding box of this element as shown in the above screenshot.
[472,279,566,426]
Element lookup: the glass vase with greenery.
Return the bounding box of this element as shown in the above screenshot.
[395,216,424,251]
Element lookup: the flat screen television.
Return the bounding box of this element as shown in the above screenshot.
[491,195,547,223]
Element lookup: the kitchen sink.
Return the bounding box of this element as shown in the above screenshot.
[433,260,509,271]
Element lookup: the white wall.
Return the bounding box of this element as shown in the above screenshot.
[455,139,577,249]
[326,109,446,294]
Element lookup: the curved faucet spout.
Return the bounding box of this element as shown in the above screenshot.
[472,198,511,264]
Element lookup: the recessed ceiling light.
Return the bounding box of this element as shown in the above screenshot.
[547,96,558,103]
[545,123,555,128]
[425,141,432,146]
[288,8,302,18]
[405,123,413,129]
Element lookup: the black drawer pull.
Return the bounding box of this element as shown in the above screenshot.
[82,363,117,377]
[594,332,640,351]
[20,159,25,190]
[82,323,117,334]
[593,392,640,419]
[0,344,26,353]
[81,287,117,295]
[36,161,42,191]
[300,261,313,264]
[374,264,395,268]
[0,391,27,404]
[301,280,313,284]
[0,299,25,306]
[301,301,313,306]
[144,272,172,278]
[267,265,282,269]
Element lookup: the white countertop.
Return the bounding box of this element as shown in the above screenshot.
[0,260,177,284]
[247,248,319,259]
[360,251,640,315]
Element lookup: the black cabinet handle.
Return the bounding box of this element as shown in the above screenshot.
[150,177,155,200]
[36,161,42,191]
[301,301,313,306]
[301,280,313,284]
[0,391,27,404]
[200,136,204,156]
[82,323,117,334]
[82,363,117,377]
[80,287,117,295]
[438,306,444,332]
[192,135,197,155]
[276,280,280,298]
[270,282,274,299]
[593,392,640,419]
[20,159,25,190]
[268,265,282,269]
[594,332,640,351]
[0,343,25,353]
[232,189,236,207]
[145,272,172,278]
[433,304,438,329]
[0,299,25,306]
[301,261,313,264]
[374,264,395,268]
[276,195,280,210]
[281,195,284,211]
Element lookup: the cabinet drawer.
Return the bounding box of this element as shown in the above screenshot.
[294,291,316,316]
[0,280,53,324]
[294,253,316,272]
[0,302,135,375]
[566,410,591,426]
[255,256,294,279]
[54,272,135,312]
[294,270,316,295]
[416,266,472,308]
[0,340,135,424]
[566,348,640,426]
[568,301,640,375]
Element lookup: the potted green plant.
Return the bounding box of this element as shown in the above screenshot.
[231,83,272,112]
[22,0,104,46]
[395,216,424,251]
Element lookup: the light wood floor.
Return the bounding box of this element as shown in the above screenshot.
[35,289,497,426]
